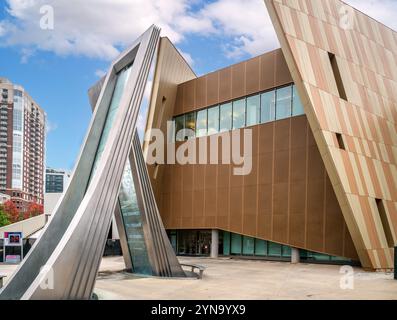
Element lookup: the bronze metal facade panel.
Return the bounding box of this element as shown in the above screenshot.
[143,37,196,204]
[245,56,261,95]
[265,0,397,269]
[260,51,276,91]
[232,62,246,100]
[219,68,232,103]
[173,49,292,115]
[203,74,216,108]
[159,117,359,260]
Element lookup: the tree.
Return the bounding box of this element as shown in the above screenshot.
[0,204,10,227]
[3,200,19,223]
[24,202,44,220]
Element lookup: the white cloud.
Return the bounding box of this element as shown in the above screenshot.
[94,69,107,78]
[0,22,6,36]
[0,0,277,62]
[0,0,395,64]
[0,0,196,60]
[344,0,397,31]
[20,47,35,63]
[46,119,58,134]
[198,0,279,58]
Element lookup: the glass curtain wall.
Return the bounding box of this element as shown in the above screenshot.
[174,84,304,142]
[222,231,355,264]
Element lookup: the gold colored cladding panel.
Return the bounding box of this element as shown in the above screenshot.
[174,49,293,115]
[265,0,397,269]
[144,37,196,204]
[159,116,359,260]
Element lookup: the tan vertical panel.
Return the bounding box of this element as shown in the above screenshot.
[205,161,218,226]
[245,56,261,95]
[195,76,207,109]
[207,71,219,106]
[275,48,294,85]
[174,86,184,115]
[266,0,397,269]
[219,67,232,103]
[260,50,276,91]
[144,37,196,223]
[231,62,245,99]
[183,79,196,113]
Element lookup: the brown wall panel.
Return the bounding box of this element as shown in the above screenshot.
[159,116,358,260]
[229,187,243,232]
[273,214,288,244]
[275,49,293,86]
[216,187,229,230]
[219,68,232,103]
[195,76,207,109]
[206,72,219,107]
[245,56,260,95]
[260,51,276,91]
[151,39,360,260]
[289,213,305,247]
[231,62,245,100]
[183,79,195,113]
[173,49,292,114]
[193,189,205,227]
[174,85,184,115]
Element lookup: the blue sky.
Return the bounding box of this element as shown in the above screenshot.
[0,0,395,171]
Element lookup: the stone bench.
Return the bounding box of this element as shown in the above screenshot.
[181,264,206,279]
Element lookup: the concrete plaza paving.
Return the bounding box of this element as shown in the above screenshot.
[1,256,396,299]
[94,256,397,300]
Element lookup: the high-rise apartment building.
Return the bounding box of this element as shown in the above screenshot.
[0,78,46,212]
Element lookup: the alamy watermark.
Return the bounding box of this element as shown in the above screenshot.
[145,121,253,176]
[39,264,54,290]
[339,5,355,30]
[339,265,354,290]
[39,5,54,30]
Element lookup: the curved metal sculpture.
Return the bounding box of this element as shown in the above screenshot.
[0,25,184,300]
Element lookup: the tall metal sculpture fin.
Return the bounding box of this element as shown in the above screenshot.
[0,25,164,300]
[88,63,185,278]
[129,131,185,277]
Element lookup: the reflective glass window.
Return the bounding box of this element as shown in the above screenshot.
[219,102,232,132]
[260,90,276,123]
[292,85,304,116]
[254,239,267,256]
[174,115,185,142]
[282,245,291,258]
[207,106,219,135]
[246,95,260,127]
[184,112,196,140]
[223,231,231,255]
[243,236,255,255]
[196,109,207,137]
[232,98,245,129]
[231,233,242,255]
[268,242,282,257]
[276,86,292,120]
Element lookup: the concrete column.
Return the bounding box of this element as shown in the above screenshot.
[291,247,300,264]
[211,229,219,258]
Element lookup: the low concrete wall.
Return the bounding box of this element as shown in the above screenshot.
[0,215,46,239]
